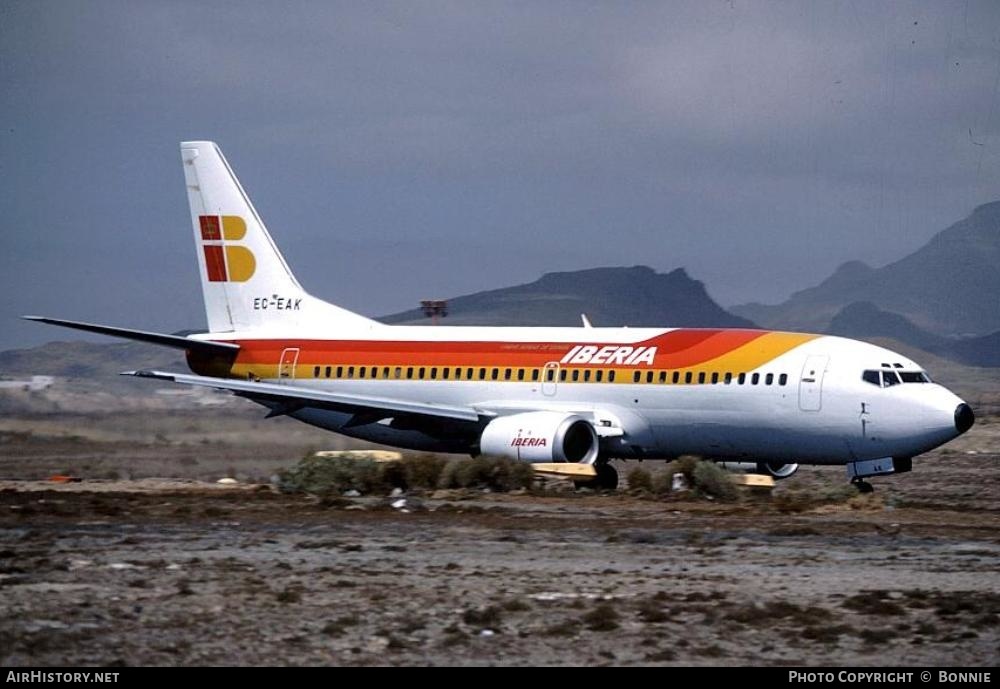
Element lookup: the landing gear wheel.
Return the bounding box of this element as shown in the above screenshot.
[594,462,619,491]
[852,479,874,494]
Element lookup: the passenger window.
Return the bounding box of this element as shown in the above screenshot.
[382,367,389,378]
[502,368,510,381]
[430,368,437,380]
[583,370,591,382]
[466,368,474,380]
[479,368,486,380]
[532,369,540,382]
[673,371,680,384]
[313,366,320,378]
[326,366,333,378]
[394,367,401,379]
[418,367,425,379]
[738,373,746,385]
[559,369,567,382]
[684,372,693,384]
[778,373,787,386]
[359,367,366,378]
[724,372,732,384]
[337,366,344,378]
[491,368,499,380]
[545,369,555,382]
[751,373,759,385]
[711,372,719,384]
[595,370,603,382]
[646,371,654,383]
[608,370,616,382]
[697,372,706,384]
[407,367,414,379]
[659,371,666,384]
[347,366,355,379]
[518,369,525,381]
[765,373,773,385]
[633,371,641,383]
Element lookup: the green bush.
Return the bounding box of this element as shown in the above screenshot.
[280,452,536,496]
[437,456,534,491]
[692,461,739,501]
[404,454,447,489]
[277,454,383,495]
[626,466,653,493]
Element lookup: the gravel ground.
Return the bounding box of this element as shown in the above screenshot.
[2,448,999,666]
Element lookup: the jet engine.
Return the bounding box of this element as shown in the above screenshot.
[479,411,599,464]
[717,461,799,480]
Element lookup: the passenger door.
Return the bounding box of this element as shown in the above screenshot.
[798,354,828,411]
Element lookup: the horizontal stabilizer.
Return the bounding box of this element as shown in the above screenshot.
[23,316,239,356]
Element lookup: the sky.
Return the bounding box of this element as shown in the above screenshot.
[2,1,999,351]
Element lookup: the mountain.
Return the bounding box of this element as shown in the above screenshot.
[732,201,1000,336]
[827,301,1000,368]
[827,302,949,351]
[380,266,756,328]
[0,339,186,379]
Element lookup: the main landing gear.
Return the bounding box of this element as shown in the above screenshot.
[851,478,874,494]
[576,461,619,491]
[594,462,619,490]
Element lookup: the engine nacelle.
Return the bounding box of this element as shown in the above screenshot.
[717,461,799,480]
[479,411,599,464]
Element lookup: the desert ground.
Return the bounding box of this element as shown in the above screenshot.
[1,379,998,666]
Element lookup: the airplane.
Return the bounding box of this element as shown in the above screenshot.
[26,141,975,491]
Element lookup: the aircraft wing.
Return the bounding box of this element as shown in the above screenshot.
[124,370,486,425]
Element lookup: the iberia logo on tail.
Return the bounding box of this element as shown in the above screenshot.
[199,215,256,282]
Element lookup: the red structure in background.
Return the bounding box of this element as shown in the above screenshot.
[420,300,448,326]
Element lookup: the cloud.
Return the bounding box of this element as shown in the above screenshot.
[2,1,999,349]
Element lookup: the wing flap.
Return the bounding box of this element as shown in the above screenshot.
[125,370,485,424]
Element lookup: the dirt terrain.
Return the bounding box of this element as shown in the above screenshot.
[1,404,998,666]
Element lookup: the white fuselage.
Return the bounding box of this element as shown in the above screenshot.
[197,325,967,465]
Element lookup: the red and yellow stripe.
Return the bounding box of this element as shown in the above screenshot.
[204,329,817,382]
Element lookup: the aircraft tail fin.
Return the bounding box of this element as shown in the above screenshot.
[180,141,379,334]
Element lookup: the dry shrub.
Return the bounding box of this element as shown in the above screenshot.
[692,461,739,501]
[626,466,653,493]
[438,456,534,491]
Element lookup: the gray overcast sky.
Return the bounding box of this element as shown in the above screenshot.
[2,1,999,350]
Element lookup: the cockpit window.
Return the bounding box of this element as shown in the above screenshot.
[864,369,931,386]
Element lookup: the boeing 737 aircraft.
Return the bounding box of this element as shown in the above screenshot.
[27,141,975,490]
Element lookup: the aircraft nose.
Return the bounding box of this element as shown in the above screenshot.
[955,403,975,435]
